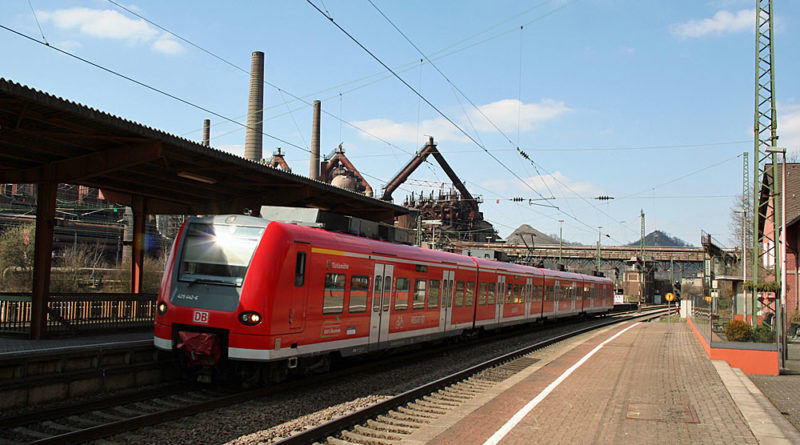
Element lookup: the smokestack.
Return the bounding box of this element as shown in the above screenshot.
[310,100,321,180]
[202,119,210,147]
[245,51,265,162]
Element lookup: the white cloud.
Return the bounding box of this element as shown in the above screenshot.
[37,7,183,54]
[779,104,800,157]
[670,9,754,39]
[351,117,467,144]
[151,34,183,54]
[353,98,569,144]
[468,99,570,133]
[56,40,83,51]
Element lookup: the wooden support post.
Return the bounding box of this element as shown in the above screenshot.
[31,183,57,339]
[131,196,146,294]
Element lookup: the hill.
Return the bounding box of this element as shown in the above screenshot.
[505,224,559,245]
[625,230,693,247]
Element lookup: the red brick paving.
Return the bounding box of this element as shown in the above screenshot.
[427,322,757,445]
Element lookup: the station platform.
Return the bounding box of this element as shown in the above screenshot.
[400,320,800,445]
[0,330,152,360]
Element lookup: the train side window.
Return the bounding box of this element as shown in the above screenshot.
[349,275,369,313]
[454,281,465,307]
[428,279,440,308]
[373,275,383,312]
[513,284,521,304]
[395,277,409,310]
[487,282,496,305]
[413,279,426,309]
[506,283,514,304]
[383,276,392,311]
[465,281,474,306]
[478,282,487,305]
[323,273,345,314]
[294,252,306,286]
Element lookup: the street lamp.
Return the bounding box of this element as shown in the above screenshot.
[558,219,564,266]
[734,208,748,324]
[596,226,603,273]
[765,146,786,369]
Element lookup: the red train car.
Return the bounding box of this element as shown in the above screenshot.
[153,215,613,382]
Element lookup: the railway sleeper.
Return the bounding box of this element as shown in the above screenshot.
[353,424,404,440]
[365,419,417,435]
[40,420,80,433]
[420,395,459,407]
[395,405,437,419]
[375,414,422,428]
[12,426,50,440]
[324,437,361,445]
[405,401,447,415]
[340,428,395,444]
[431,390,471,403]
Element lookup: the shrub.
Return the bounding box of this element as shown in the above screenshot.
[751,325,775,343]
[725,320,752,342]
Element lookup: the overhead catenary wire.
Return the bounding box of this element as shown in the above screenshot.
[307,0,556,207]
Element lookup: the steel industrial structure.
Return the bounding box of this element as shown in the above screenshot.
[382,137,495,243]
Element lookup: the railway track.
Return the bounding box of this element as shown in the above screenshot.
[0,308,667,444]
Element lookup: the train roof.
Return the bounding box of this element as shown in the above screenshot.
[271,221,478,269]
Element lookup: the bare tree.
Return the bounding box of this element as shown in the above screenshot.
[729,194,753,275]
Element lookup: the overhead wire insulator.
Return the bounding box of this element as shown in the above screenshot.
[596,195,614,200]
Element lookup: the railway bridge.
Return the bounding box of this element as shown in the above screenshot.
[453,241,707,278]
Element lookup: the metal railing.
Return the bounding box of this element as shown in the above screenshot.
[0,292,157,336]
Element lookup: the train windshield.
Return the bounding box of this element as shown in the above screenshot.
[178,223,264,286]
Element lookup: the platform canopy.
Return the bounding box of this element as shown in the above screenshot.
[0,78,406,221]
[0,78,407,339]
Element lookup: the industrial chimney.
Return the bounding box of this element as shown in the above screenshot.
[310,100,321,180]
[244,51,265,162]
[202,119,210,147]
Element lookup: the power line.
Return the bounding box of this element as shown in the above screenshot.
[0,24,310,153]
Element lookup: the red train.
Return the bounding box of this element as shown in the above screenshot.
[153,215,613,382]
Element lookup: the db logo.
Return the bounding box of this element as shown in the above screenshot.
[193,311,209,324]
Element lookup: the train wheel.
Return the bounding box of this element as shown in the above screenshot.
[239,363,262,388]
[263,361,289,384]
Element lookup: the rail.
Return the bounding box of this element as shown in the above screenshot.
[0,292,157,336]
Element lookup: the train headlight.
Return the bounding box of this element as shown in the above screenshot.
[157,302,168,315]
[239,311,262,326]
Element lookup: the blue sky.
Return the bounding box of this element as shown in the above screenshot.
[3,0,799,247]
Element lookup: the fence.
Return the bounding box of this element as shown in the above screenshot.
[0,292,157,336]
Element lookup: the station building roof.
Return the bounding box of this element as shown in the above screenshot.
[0,78,407,222]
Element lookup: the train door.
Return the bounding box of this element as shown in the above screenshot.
[553,280,560,316]
[525,277,533,318]
[440,270,455,332]
[495,275,505,324]
[290,245,309,331]
[570,281,576,312]
[369,263,394,347]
